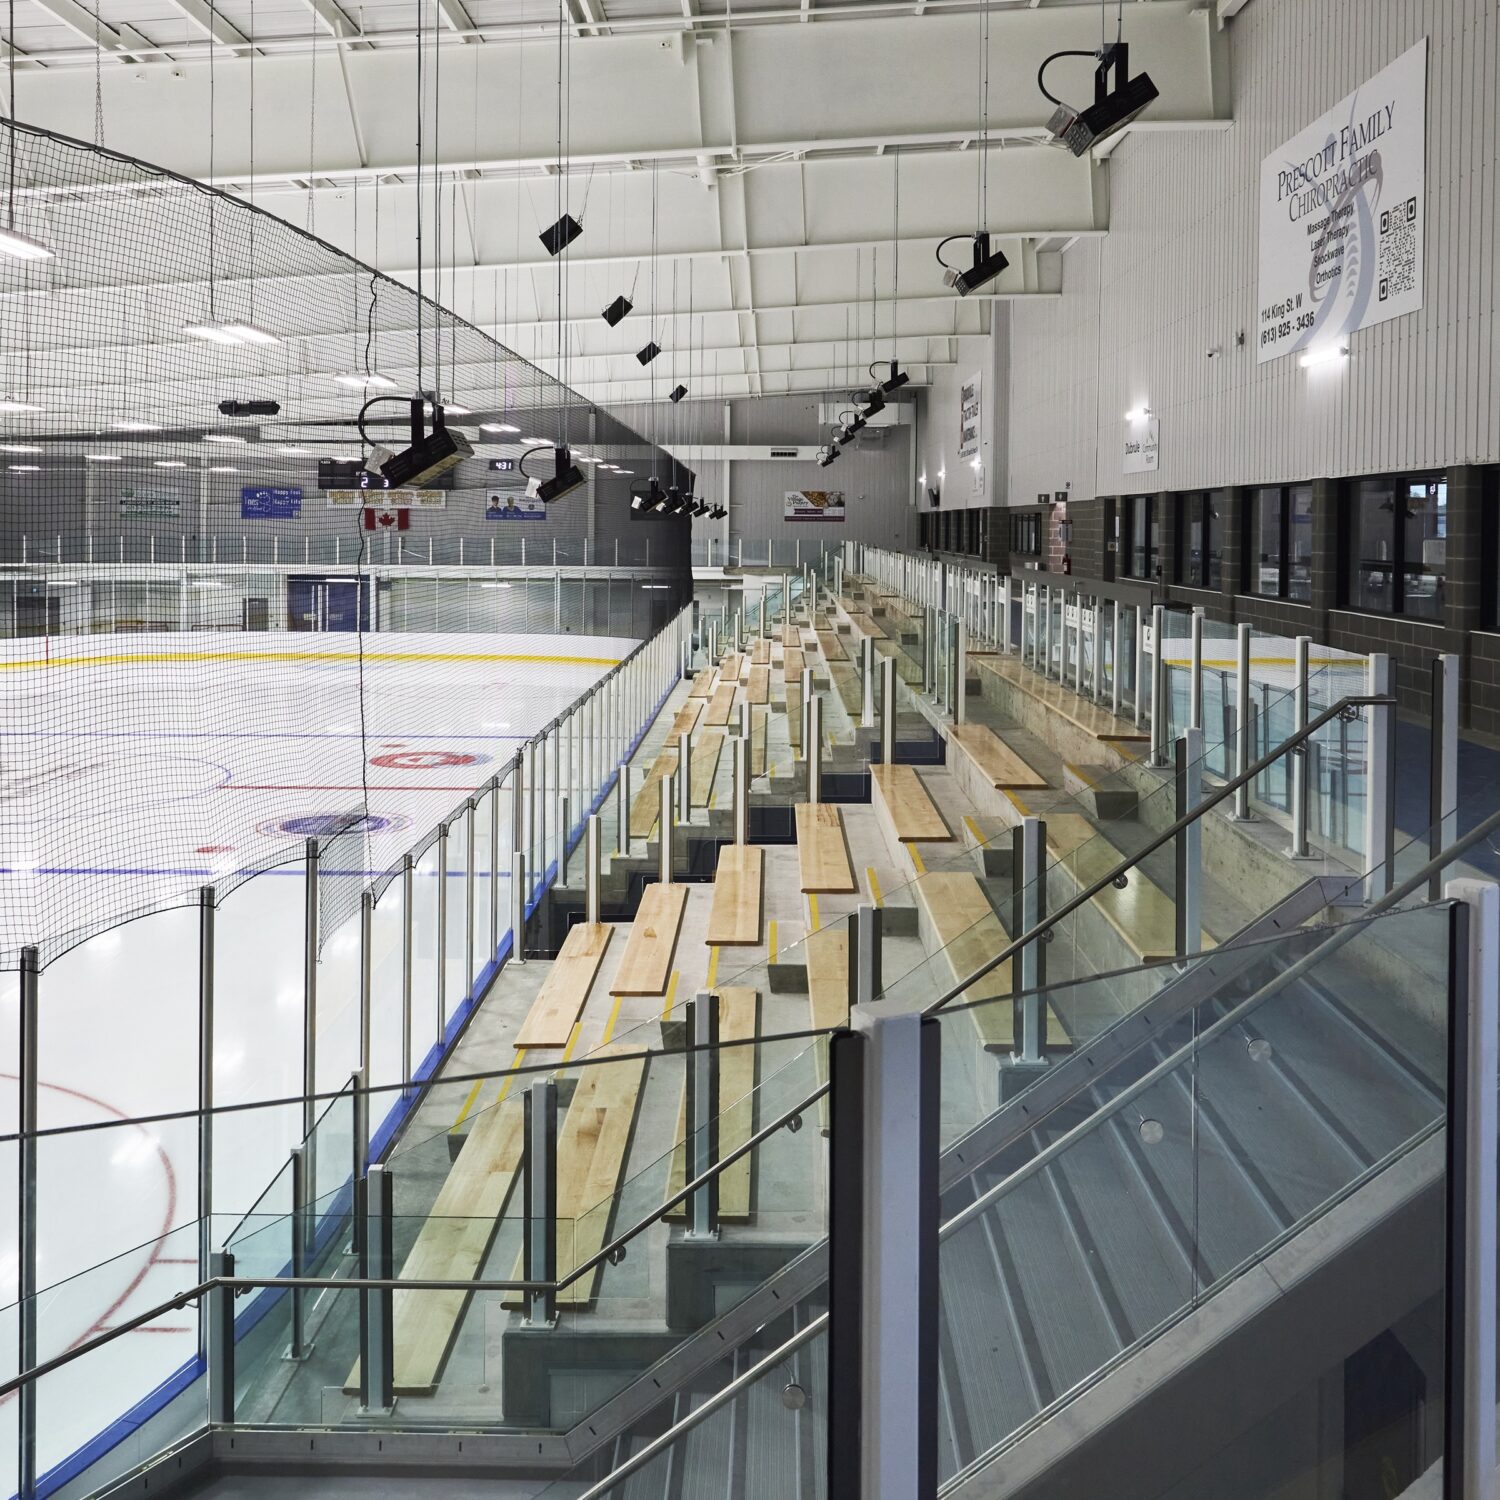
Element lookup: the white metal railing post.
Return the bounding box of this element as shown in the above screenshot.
[585,814,602,924]
[659,773,674,884]
[952,618,967,725]
[861,636,876,728]
[1233,623,1254,821]
[733,735,749,844]
[1363,652,1393,890]
[1189,607,1204,732]
[1133,605,1147,727]
[678,730,693,823]
[1447,877,1499,1500]
[1290,635,1312,858]
[880,654,896,765]
[807,693,823,805]
[1149,605,1168,768]
[1175,727,1205,956]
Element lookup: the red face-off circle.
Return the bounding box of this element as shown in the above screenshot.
[369,749,485,770]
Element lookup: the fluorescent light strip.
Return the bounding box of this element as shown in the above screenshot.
[0,227,54,262]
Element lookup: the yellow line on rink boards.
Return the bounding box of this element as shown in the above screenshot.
[0,648,624,672]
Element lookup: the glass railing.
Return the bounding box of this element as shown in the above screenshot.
[932,899,1453,1488]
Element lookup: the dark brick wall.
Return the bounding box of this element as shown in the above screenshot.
[1073,464,1500,732]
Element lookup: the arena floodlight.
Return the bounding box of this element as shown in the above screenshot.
[860,387,886,418]
[637,341,662,366]
[1040,42,1159,157]
[539,214,584,256]
[936,232,1010,298]
[219,399,281,417]
[375,398,473,488]
[522,444,587,504]
[631,476,666,512]
[0,226,54,262]
[602,295,633,327]
[872,359,909,394]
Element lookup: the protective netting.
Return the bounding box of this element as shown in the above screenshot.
[0,120,693,966]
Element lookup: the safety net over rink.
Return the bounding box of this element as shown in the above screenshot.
[0,120,697,1495]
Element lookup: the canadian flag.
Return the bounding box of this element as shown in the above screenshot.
[363,507,410,530]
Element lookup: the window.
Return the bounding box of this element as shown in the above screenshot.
[1010,512,1042,556]
[1245,484,1313,600]
[1121,495,1158,580]
[1176,491,1226,589]
[1346,473,1447,620]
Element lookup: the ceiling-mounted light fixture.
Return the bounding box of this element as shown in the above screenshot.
[637,341,662,366]
[631,476,667,513]
[936,232,1010,298]
[184,321,282,347]
[816,445,839,470]
[860,386,887,418]
[522,444,587,504]
[0,226,53,263]
[480,421,521,434]
[1040,41,1159,158]
[539,214,583,257]
[219,399,280,418]
[836,412,864,446]
[669,385,688,404]
[335,372,397,391]
[361,396,474,488]
[871,359,909,395]
[602,295,633,327]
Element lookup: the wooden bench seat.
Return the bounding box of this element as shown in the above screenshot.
[514,923,613,1048]
[347,1094,525,1394]
[870,764,952,844]
[611,881,691,995]
[690,728,726,806]
[704,680,738,727]
[783,645,805,682]
[913,872,1068,1051]
[504,1047,648,1308]
[846,612,885,639]
[750,638,772,666]
[628,746,679,840]
[796,803,857,893]
[781,625,801,648]
[787,679,803,749]
[948,724,1049,791]
[670,700,703,736]
[719,651,745,681]
[665,988,760,1221]
[815,629,847,661]
[972,654,1149,745]
[688,668,716,699]
[707,844,763,946]
[746,664,771,705]
[829,660,862,715]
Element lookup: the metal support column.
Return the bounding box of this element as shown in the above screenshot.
[1149,605,1169,768]
[1233,624,1253,821]
[523,1079,558,1327]
[510,850,527,964]
[17,948,38,1500]
[1364,652,1394,894]
[1189,608,1204,731]
[284,1145,311,1360]
[1012,818,1045,998]
[1430,654,1460,899]
[922,607,935,695]
[801,666,814,760]
[356,893,373,1169]
[880,655,897,765]
[861,636,876,727]
[1290,635,1313,859]
[733,736,750,845]
[1111,601,1123,718]
[1445,880,1498,1500]
[685,994,720,1239]
[302,837,319,1139]
[659,773,674,884]
[206,1251,235,1426]
[359,1162,395,1413]
[1175,728,1205,957]
[807,694,823,805]
[489,778,501,962]
[952,618,967,725]
[401,853,414,1086]
[1133,605,1147,727]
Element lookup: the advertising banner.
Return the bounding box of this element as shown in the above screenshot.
[959,370,983,460]
[784,490,845,523]
[484,494,547,522]
[240,486,303,519]
[327,489,446,509]
[118,490,179,519]
[1257,39,1427,364]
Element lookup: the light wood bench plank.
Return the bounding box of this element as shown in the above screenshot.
[949,723,1049,791]
[781,624,800,648]
[629,746,679,841]
[913,872,1068,1050]
[665,988,759,1222]
[704,681,738,727]
[691,728,726,806]
[670,699,703,736]
[611,881,691,995]
[783,647,805,684]
[707,844,763,946]
[514,923,613,1048]
[688,668,716,699]
[796,803,857,894]
[847,612,885,639]
[870,764,952,844]
[751,705,768,778]
[719,651,745,681]
[815,629,847,662]
[746,665,771,705]
[750,638,772,666]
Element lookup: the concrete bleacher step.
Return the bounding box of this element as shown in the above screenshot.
[1062,762,1140,821]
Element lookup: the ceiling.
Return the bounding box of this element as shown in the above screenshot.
[3,0,1238,403]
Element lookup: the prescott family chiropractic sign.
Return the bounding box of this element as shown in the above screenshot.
[1257,38,1427,364]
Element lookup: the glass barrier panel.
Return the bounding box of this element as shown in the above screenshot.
[369,877,406,1101]
[315,900,363,1097]
[445,814,470,1024]
[410,840,442,1074]
[214,856,308,1220]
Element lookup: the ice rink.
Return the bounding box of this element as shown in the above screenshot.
[0,629,633,1481]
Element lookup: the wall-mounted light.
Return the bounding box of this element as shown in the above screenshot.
[1124,405,1152,422]
[1298,345,1349,369]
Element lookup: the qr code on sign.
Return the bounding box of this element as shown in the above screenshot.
[1378,196,1419,301]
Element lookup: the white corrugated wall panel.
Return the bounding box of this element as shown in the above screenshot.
[1006,0,1500,503]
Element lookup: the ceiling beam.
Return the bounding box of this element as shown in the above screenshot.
[22,0,158,60]
[298,0,368,48]
[435,0,477,39]
[162,0,254,54]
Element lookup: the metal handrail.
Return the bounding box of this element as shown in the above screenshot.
[922,692,1395,1015]
[571,1314,829,1500]
[0,1080,831,1400]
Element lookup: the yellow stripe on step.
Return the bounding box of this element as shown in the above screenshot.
[661,968,681,1022]
[905,842,926,875]
[866,865,884,907]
